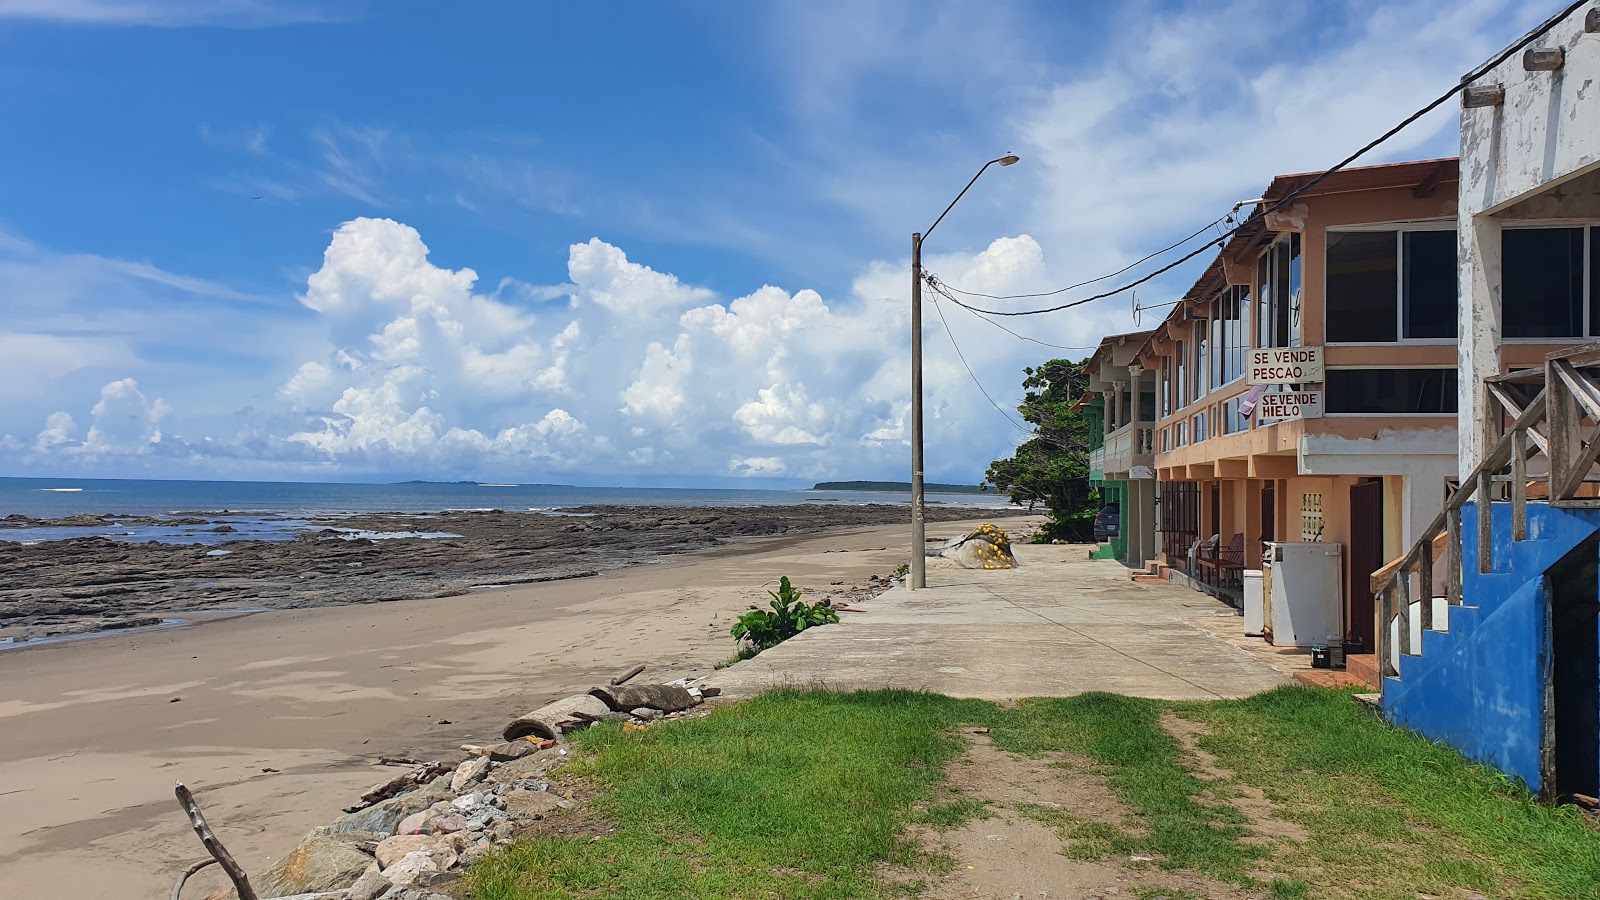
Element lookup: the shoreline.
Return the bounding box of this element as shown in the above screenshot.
[0,513,1041,900]
[0,503,1019,644]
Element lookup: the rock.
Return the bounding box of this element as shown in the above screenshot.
[588,683,698,713]
[383,851,441,889]
[502,693,613,741]
[450,756,492,792]
[432,813,468,833]
[395,810,437,835]
[375,833,457,870]
[348,867,393,900]
[253,831,376,897]
[330,777,454,836]
[940,524,1017,570]
[492,821,515,840]
[487,748,564,783]
[486,740,535,762]
[452,791,490,813]
[504,788,564,819]
[630,707,660,721]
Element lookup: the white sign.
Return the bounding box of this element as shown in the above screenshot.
[1247,346,1324,385]
[1255,390,1324,423]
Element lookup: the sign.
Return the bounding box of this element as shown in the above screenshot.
[1247,346,1323,385]
[1255,390,1324,423]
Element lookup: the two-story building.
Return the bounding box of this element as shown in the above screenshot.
[1084,331,1156,566]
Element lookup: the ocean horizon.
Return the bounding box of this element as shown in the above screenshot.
[0,475,1016,519]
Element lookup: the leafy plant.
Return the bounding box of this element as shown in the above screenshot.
[730,576,840,653]
[893,563,910,578]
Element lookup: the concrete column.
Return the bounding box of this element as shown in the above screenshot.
[1113,382,1125,429]
[1459,214,1502,476]
[1128,366,1144,431]
[1103,388,1113,435]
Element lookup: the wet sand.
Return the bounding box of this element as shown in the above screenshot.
[0,513,1038,900]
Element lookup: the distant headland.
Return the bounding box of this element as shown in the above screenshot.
[811,480,989,494]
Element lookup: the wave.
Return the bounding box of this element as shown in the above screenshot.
[38,487,84,492]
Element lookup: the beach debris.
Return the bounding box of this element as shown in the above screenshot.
[502,693,613,741]
[173,781,258,900]
[940,524,1018,570]
[377,755,422,767]
[609,663,647,685]
[355,760,450,809]
[170,858,219,900]
[589,683,699,714]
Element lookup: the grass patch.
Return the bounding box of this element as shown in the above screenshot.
[466,689,992,899]
[466,686,1600,900]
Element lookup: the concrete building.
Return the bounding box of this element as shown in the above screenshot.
[1084,331,1156,567]
[1375,2,1600,799]
[1135,159,1469,656]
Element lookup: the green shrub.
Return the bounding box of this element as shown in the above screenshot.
[730,576,840,653]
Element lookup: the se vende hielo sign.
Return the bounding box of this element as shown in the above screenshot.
[1255,390,1324,423]
[1247,346,1323,385]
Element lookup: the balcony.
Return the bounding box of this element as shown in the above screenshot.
[1102,422,1155,479]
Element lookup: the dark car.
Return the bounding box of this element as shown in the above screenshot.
[1092,503,1120,542]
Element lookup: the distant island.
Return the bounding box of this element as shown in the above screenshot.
[811,481,990,494]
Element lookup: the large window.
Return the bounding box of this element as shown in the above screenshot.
[1258,235,1301,348]
[1221,396,1248,434]
[1159,360,1172,419]
[1174,340,1186,412]
[1325,368,1458,414]
[1326,227,1456,342]
[1504,226,1586,338]
[1220,286,1249,384]
[1193,321,1209,400]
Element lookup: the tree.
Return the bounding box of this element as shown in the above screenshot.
[984,358,1098,541]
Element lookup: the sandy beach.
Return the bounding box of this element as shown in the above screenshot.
[0,512,1036,900]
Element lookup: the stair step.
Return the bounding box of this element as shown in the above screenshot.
[1344,653,1380,689]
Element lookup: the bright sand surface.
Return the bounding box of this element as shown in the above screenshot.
[0,515,1033,900]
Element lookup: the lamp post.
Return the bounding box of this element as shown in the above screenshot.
[909,153,1019,590]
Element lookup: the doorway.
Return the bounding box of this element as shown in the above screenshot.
[1347,479,1384,653]
[1260,483,1276,547]
[1549,534,1598,800]
[1209,483,1221,539]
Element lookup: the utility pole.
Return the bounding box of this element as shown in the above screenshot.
[907,154,1019,591]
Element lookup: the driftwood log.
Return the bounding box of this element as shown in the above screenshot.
[356,760,449,808]
[610,664,646,686]
[174,781,257,900]
[502,693,613,741]
[589,683,699,713]
[170,858,218,900]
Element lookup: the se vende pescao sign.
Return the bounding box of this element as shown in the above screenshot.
[1247,346,1323,385]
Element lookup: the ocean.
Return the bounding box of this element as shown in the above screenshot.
[0,477,1016,544]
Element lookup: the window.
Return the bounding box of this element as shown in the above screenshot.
[1193,411,1208,444]
[1174,340,1187,411]
[1258,235,1301,348]
[1504,226,1585,338]
[1221,396,1249,434]
[1193,322,1209,400]
[1325,368,1458,414]
[1159,360,1172,419]
[1325,227,1457,342]
[1217,286,1249,384]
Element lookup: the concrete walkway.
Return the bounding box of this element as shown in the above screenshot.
[716,544,1288,702]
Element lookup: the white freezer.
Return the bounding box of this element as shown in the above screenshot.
[1262,542,1343,649]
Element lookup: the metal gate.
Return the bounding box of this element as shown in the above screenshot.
[1161,481,1200,569]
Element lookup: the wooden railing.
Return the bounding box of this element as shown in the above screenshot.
[1370,342,1600,678]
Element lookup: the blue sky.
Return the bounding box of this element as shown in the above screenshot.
[0,0,1547,486]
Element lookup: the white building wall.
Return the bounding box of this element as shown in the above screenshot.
[1458,5,1600,472]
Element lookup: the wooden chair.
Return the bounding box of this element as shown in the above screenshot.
[1215,533,1246,591]
[1190,535,1219,581]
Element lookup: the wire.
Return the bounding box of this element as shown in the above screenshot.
[927,0,1588,317]
[925,291,1033,434]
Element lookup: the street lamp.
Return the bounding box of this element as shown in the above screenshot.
[909,153,1019,590]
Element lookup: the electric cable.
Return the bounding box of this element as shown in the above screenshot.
[927,0,1588,317]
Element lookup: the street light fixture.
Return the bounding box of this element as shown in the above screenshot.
[908,153,1019,590]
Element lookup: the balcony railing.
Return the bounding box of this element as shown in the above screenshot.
[1102,422,1155,475]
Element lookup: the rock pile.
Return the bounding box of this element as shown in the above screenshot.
[188,675,717,900]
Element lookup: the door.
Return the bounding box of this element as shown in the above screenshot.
[1260,483,1276,557]
[1348,479,1384,653]
[1550,535,1599,800]
[1209,484,1221,540]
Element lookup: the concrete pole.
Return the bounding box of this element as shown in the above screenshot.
[1128,365,1144,565]
[1459,215,1502,476]
[910,232,927,590]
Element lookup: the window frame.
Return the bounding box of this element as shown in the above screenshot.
[1321,365,1460,417]
[1497,220,1600,343]
[1323,220,1457,347]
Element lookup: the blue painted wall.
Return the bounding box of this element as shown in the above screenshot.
[1382,501,1600,793]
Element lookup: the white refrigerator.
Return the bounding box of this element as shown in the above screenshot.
[1261,542,1343,649]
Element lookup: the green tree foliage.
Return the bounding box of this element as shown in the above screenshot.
[984,358,1098,541]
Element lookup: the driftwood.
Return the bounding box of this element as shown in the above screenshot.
[610,664,646,686]
[170,858,217,900]
[357,761,449,807]
[589,683,699,714]
[174,781,257,900]
[503,693,613,741]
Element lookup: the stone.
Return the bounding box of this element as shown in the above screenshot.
[395,810,436,836]
[330,777,454,836]
[452,791,489,813]
[486,740,535,762]
[253,832,376,898]
[630,707,660,721]
[492,822,515,840]
[487,748,564,784]
[432,813,468,833]
[375,833,457,870]
[347,867,393,900]
[383,851,441,889]
[450,755,492,792]
[504,788,564,819]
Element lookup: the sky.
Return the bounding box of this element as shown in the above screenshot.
[0,0,1548,487]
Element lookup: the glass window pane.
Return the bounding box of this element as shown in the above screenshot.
[1273,241,1291,347]
[1504,227,1583,338]
[1403,230,1458,338]
[1326,231,1398,341]
[1325,368,1458,414]
[1591,227,1600,336]
[1289,233,1302,347]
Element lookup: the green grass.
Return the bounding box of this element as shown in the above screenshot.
[466,686,1600,900]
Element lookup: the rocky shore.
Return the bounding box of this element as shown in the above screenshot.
[0,504,1021,641]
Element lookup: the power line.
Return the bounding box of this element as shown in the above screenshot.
[925,290,1032,435]
[927,0,1587,318]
